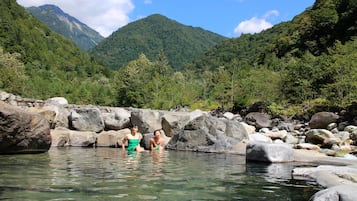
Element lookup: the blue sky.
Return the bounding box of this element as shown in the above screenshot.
[17,0,315,37]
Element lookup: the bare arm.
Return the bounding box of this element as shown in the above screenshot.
[150,138,155,150]
[121,135,128,150]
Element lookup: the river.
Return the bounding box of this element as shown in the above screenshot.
[0,147,319,200]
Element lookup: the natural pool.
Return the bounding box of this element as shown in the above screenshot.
[0,147,319,200]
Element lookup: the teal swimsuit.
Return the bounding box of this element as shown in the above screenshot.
[153,143,160,151]
[127,139,139,151]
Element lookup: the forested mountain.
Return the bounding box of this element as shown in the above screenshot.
[89,14,226,70]
[189,0,357,109]
[1,0,356,114]
[27,4,104,50]
[0,0,114,105]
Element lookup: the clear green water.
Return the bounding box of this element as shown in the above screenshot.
[0,148,319,201]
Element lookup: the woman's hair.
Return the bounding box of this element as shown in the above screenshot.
[153,129,161,136]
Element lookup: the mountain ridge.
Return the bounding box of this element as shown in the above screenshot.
[89,13,226,70]
[27,4,104,50]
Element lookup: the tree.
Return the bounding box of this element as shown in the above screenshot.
[0,47,27,94]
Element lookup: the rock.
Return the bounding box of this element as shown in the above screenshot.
[294,143,321,151]
[223,112,234,120]
[309,112,339,129]
[96,129,129,147]
[305,129,342,148]
[69,130,96,147]
[50,127,70,147]
[245,101,270,114]
[34,105,70,129]
[0,90,10,101]
[44,97,68,106]
[284,134,299,144]
[0,101,51,153]
[130,109,162,133]
[249,133,273,143]
[51,127,96,147]
[189,109,205,121]
[320,148,336,156]
[261,129,287,140]
[101,107,131,130]
[327,123,338,131]
[161,111,191,137]
[28,107,57,129]
[69,107,104,132]
[166,115,249,153]
[344,125,357,133]
[244,112,272,129]
[246,142,294,162]
[311,184,357,201]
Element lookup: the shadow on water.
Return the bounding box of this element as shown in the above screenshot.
[0,147,319,201]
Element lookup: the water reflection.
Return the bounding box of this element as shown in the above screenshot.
[0,148,318,200]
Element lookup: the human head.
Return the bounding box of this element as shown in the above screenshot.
[153,129,161,138]
[131,125,138,134]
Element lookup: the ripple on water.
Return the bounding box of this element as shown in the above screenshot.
[0,148,319,201]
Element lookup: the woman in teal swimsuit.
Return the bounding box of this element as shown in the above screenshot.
[150,129,165,151]
[122,125,145,152]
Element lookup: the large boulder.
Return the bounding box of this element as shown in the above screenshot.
[161,111,191,137]
[101,107,131,130]
[309,112,339,129]
[51,127,96,147]
[166,115,249,153]
[69,107,104,132]
[96,129,130,147]
[311,184,357,201]
[244,112,272,129]
[28,107,57,129]
[130,109,162,133]
[0,101,51,154]
[246,142,294,162]
[305,129,342,148]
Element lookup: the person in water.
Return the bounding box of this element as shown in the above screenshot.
[150,129,165,151]
[122,125,145,152]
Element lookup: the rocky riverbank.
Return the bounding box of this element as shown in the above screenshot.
[1,90,357,200]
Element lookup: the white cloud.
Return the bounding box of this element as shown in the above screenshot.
[234,10,279,36]
[16,0,135,37]
[144,0,152,4]
[263,10,279,18]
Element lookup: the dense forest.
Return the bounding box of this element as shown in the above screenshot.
[89,14,226,70]
[1,0,356,117]
[0,0,114,105]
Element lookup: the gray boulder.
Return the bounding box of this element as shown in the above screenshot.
[96,129,130,147]
[246,142,294,162]
[0,101,51,153]
[309,112,339,129]
[130,109,162,133]
[245,112,272,129]
[161,111,191,137]
[69,107,104,132]
[51,127,96,147]
[166,115,249,153]
[310,184,357,201]
[101,107,131,130]
[305,129,342,148]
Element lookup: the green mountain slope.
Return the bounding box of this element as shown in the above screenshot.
[193,0,357,70]
[89,14,226,70]
[189,0,357,107]
[27,4,104,50]
[0,0,113,105]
